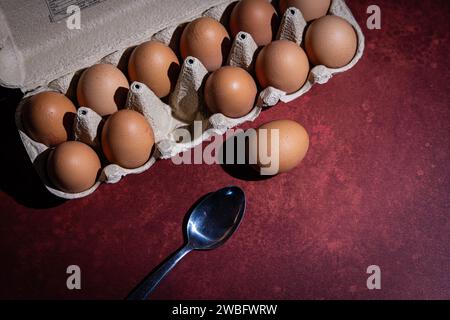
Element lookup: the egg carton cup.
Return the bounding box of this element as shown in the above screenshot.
[15,0,364,199]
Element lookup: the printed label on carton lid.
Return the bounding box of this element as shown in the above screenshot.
[45,0,105,22]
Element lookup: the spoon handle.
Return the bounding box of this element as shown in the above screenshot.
[127,244,193,300]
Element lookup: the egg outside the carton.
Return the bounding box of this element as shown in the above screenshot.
[101,110,155,169]
[204,66,257,119]
[255,40,310,94]
[22,91,77,147]
[77,64,130,116]
[249,119,310,175]
[229,0,279,47]
[180,17,231,72]
[47,141,102,193]
[305,15,358,68]
[128,41,180,99]
[279,0,330,22]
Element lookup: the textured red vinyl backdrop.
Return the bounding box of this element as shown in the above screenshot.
[0,0,449,300]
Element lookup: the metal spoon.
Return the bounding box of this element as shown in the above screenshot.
[127,186,246,300]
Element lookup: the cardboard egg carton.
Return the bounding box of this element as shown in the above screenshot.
[10,0,364,199]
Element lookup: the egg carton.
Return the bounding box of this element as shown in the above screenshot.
[15,0,364,199]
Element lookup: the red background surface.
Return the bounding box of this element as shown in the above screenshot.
[0,0,449,300]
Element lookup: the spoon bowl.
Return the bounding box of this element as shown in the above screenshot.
[187,186,246,250]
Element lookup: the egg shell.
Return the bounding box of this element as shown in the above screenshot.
[255,40,309,94]
[128,41,180,98]
[279,0,330,22]
[101,109,155,169]
[305,15,357,68]
[22,91,77,147]
[230,0,279,47]
[180,17,231,72]
[77,63,130,116]
[250,119,309,174]
[204,66,257,118]
[47,141,101,193]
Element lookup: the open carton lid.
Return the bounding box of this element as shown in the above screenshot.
[0,0,228,92]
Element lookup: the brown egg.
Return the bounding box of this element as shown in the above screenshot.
[101,109,154,169]
[47,141,101,193]
[279,0,330,22]
[128,41,180,98]
[180,17,231,72]
[305,15,358,68]
[22,91,77,147]
[204,66,257,118]
[77,64,130,116]
[255,40,309,93]
[230,0,279,47]
[249,119,309,175]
